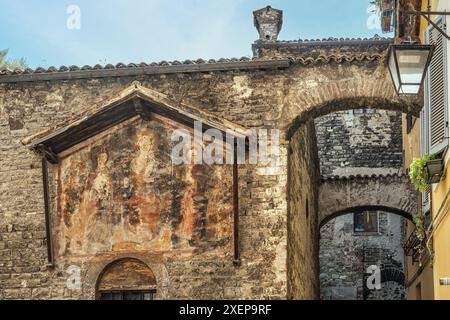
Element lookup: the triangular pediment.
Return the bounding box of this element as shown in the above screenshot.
[23,81,247,163]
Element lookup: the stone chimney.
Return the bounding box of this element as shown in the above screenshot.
[253,6,283,42]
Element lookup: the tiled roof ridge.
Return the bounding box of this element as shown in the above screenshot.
[0,52,386,78]
[258,35,392,44]
[321,173,409,182]
[0,56,260,76]
[288,52,384,65]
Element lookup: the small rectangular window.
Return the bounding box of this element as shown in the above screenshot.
[354,211,378,233]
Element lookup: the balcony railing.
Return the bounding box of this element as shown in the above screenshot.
[404,226,432,264]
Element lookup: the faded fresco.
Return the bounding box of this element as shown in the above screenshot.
[53,117,233,257]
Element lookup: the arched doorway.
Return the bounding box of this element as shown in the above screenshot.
[96,258,157,300]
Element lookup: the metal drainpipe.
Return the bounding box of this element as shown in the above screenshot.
[41,157,55,268]
[233,140,241,266]
[425,189,434,264]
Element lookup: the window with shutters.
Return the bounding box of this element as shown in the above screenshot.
[421,15,449,212]
[425,16,449,157]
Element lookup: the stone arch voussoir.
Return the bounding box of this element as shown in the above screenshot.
[283,62,421,140]
[318,174,418,227]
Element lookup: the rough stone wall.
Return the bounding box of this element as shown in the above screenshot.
[253,37,392,59]
[318,174,417,225]
[319,213,405,300]
[0,39,418,300]
[287,121,320,299]
[315,109,403,178]
[0,72,290,300]
[315,109,406,300]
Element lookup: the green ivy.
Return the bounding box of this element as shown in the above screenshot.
[409,154,435,192]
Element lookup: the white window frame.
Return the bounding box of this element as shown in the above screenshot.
[425,15,449,157]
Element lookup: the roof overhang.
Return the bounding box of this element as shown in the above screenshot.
[0,59,290,83]
[23,82,249,163]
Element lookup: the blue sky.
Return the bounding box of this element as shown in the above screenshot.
[0,0,391,68]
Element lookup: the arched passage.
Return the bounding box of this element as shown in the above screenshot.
[320,205,413,229]
[96,258,157,300]
[280,55,422,141]
[319,208,408,300]
[286,96,421,140]
[286,91,419,300]
[318,174,418,227]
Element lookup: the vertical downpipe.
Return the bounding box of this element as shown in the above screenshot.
[42,157,54,267]
[233,139,241,266]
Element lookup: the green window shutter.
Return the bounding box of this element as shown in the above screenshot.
[426,16,449,156]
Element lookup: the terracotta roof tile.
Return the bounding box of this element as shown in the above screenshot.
[0,35,393,81]
[0,52,385,79]
[269,35,392,44]
[0,50,388,83]
[291,53,384,65]
[321,173,408,182]
[0,57,276,77]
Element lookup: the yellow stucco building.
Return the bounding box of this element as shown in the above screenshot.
[401,0,450,300]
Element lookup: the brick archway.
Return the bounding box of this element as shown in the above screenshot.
[286,96,420,140]
[282,60,422,140]
[318,174,418,228]
[319,205,413,229]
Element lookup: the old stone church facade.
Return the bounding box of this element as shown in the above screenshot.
[0,7,419,299]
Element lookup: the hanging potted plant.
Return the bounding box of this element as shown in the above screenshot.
[426,157,445,184]
[409,154,435,192]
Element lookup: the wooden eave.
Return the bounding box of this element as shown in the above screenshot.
[26,82,248,162]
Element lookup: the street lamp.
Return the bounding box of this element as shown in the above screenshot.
[386,3,450,95]
[387,43,434,95]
